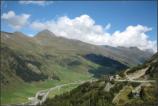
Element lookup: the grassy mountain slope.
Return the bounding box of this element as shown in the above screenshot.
[0,30,153,104]
[103,46,153,65]
[41,53,158,106]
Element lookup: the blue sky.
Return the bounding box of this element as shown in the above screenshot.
[1,0,157,52]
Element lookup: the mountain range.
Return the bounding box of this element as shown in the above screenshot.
[0,30,153,104]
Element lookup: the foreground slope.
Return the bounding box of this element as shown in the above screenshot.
[42,53,158,106]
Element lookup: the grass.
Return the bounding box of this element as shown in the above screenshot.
[113,86,133,105]
[1,80,81,104]
[48,84,79,98]
[1,80,61,104]
[1,64,93,105]
[1,44,97,105]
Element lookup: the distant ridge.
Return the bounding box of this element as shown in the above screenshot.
[1,30,153,85]
[35,29,56,37]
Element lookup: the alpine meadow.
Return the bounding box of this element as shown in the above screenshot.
[1,1,157,106]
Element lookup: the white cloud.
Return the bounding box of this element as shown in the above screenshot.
[109,25,156,52]
[31,15,110,44]
[28,34,34,37]
[30,14,157,52]
[2,11,30,30]
[19,0,53,6]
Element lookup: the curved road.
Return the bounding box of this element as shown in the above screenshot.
[25,79,155,106]
[23,80,95,106]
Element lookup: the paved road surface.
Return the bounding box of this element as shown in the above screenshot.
[23,79,96,106]
[115,79,156,83]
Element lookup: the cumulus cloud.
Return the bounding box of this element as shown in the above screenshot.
[30,14,156,52]
[19,0,53,6]
[2,11,30,30]
[109,25,156,52]
[31,15,110,44]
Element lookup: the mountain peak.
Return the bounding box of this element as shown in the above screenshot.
[13,31,27,36]
[35,30,56,38]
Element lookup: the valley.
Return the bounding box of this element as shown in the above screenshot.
[41,53,158,106]
[0,31,155,105]
[1,1,157,106]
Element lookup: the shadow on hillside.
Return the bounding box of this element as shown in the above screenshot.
[83,54,128,78]
[1,46,48,82]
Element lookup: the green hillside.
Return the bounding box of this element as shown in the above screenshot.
[0,30,153,104]
[41,53,158,106]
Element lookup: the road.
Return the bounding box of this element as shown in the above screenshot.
[26,78,155,106]
[2,79,96,106]
[115,79,156,83]
[23,79,96,106]
[124,68,149,80]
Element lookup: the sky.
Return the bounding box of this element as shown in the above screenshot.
[1,0,157,52]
